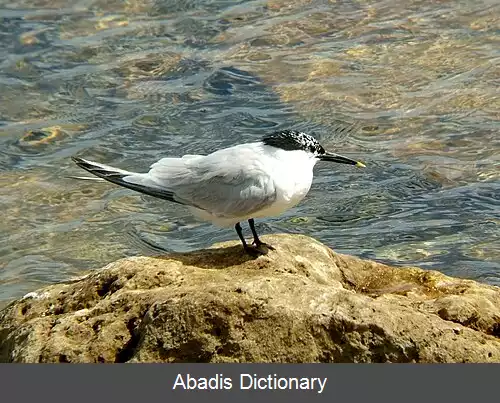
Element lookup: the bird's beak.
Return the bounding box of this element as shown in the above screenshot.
[319,152,366,167]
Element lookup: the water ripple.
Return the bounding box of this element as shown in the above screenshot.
[0,0,499,304]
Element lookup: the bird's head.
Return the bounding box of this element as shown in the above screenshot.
[262,130,366,167]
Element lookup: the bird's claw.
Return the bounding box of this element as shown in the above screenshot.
[252,240,275,251]
[244,241,275,256]
[244,245,267,256]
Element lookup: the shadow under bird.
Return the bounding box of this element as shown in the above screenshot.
[71,130,365,255]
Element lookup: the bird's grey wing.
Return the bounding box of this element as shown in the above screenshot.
[147,154,277,218]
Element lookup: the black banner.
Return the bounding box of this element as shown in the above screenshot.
[2,364,499,402]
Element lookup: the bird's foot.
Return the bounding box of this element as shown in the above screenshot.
[244,245,266,256]
[244,244,271,256]
[252,239,275,251]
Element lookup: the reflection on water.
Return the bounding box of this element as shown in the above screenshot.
[0,0,499,306]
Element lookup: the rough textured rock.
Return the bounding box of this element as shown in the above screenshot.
[1,234,499,363]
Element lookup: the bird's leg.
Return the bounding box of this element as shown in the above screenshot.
[235,222,266,256]
[248,218,275,250]
[235,222,248,248]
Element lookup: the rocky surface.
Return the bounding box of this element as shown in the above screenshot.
[1,234,499,363]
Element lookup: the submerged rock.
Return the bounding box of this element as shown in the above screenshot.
[0,234,499,363]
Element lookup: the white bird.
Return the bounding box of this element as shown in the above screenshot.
[72,130,365,255]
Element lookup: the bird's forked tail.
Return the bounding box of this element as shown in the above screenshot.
[71,156,180,204]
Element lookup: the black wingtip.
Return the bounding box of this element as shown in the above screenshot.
[71,156,85,166]
[71,155,184,206]
[71,156,114,178]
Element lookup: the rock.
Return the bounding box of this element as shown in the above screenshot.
[1,234,499,363]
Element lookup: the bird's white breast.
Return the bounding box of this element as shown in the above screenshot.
[251,146,316,219]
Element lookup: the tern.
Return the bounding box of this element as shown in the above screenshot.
[72,130,365,255]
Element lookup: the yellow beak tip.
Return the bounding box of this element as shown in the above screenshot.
[356,161,366,168]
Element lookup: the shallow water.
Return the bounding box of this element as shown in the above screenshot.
[0,0,499,306]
